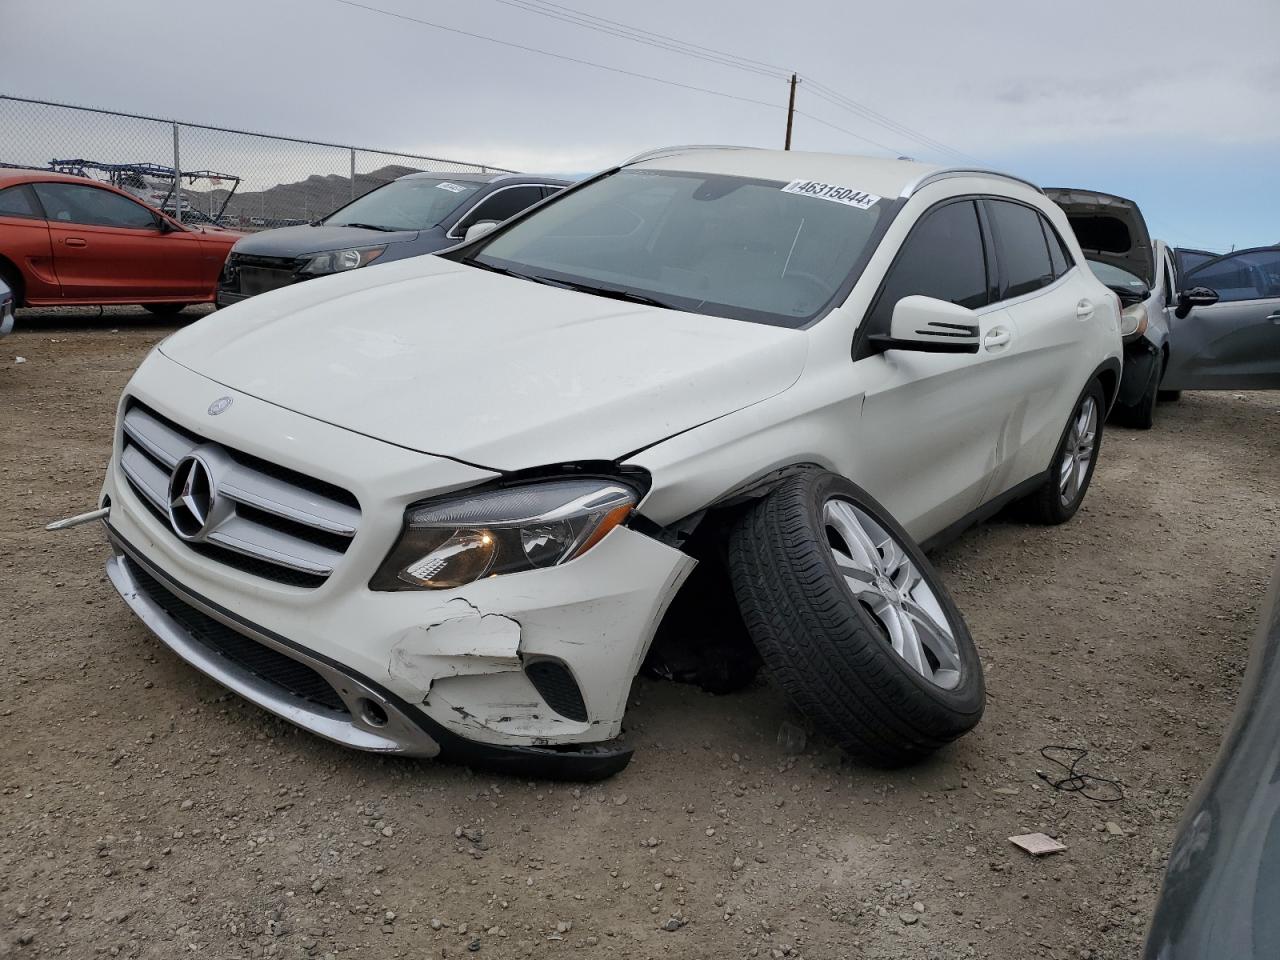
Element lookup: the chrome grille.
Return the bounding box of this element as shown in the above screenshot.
[119,400,360,587]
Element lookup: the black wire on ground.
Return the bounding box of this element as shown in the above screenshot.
[1036,745,1125,803]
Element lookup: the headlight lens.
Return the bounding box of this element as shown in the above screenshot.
[298,245,387,275]
[370,479,639,591]
[1119,302,1149,340]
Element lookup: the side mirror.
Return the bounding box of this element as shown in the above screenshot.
[1175,286,1220,318]
[868,295,980,354]
[463,220,500,243]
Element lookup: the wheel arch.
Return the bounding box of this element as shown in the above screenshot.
[1094,356,1123,412]
[0,254,24,306]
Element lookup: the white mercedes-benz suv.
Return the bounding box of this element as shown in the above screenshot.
[100,147,1122,778]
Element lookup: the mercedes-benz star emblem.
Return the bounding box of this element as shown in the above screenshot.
[167,454,216,540]
[208,396,233,416]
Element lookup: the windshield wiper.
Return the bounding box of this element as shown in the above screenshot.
[461,259,557,286]
[533,277,675,310]
[460,260,674,309]
[337,222,400,232]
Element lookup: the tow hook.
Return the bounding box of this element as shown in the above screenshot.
[45,507,110,531]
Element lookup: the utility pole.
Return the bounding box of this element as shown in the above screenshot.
[784,73,798,150]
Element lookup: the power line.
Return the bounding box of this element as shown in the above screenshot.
[327,0,787,112]
[486,0,791,81]
[792,110,902,156]
[800,79,982,163]
[479,0,978,162]
[487,0,794,79]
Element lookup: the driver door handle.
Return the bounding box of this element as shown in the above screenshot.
[1076,299,1095,320]
[1266,312,1280,323]
[63,237,87,248]
[984,327,1012,350]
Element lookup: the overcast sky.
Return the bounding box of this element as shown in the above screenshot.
[3,0,1277,249]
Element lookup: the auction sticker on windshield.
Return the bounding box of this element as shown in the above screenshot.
[436,182,467,193]
[781,180,881,209]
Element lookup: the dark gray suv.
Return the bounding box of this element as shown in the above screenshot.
[217,172,567,306]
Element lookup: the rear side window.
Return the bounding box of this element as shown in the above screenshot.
[0,185,41,219]
[988,200,1056,299]
[869,200,988,331]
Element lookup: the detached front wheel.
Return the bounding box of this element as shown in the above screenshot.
[727,471,985,766]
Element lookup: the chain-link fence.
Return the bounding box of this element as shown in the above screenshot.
[0,95,514,231]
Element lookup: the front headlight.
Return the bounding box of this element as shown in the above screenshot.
[1119,302,1149,340]
[298,245,387,276]
[370,479,639,591]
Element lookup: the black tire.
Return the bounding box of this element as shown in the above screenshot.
[726,471,985,766]
[1157,389,1182,402]
[1111,359,1159,430]
[0,261,22,307]
[143,303,190,316]
[1022,379,1106,525]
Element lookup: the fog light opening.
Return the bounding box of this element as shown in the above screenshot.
[358,698,389,728]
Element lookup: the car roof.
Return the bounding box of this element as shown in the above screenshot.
[398,171,569,187]
[623,146,1039,200]
[0,168,112,188]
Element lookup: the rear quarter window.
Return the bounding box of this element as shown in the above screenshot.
[0,184,42,219]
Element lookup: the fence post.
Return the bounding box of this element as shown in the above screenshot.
[172,122,183,223]
[350,147,356,200]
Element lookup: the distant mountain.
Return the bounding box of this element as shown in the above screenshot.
[183,164,445,226]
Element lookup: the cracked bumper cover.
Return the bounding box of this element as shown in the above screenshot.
[100,356,697,776]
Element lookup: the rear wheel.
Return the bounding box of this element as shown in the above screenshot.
[143,303,191,317]
[727,471,985,766]
[1022,380,1105,525]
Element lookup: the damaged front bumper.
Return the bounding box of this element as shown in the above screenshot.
[99,355,695,778]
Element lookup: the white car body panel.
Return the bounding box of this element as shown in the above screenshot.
[161,255,808,470]
[103,352,694,748]
[99,149,1122,766]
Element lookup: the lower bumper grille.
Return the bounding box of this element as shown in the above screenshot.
[525,659,588,722]
[125,557,348,714]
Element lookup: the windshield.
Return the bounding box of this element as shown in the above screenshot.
[471,169,889,327]
[326,177,482,231]
[1086,258,1148,294]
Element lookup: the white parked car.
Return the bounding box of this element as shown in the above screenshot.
[98,147,1122,778]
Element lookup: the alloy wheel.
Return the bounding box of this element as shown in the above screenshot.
[1058,395,1098,507]
[821,498,962,689]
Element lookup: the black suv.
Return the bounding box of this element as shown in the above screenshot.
[217,172,567,306]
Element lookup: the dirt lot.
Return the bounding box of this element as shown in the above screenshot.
[2,308,1277,960]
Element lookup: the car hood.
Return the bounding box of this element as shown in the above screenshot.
[158,255,807,470]
[231,224,420,258]
[193,226,246,245]
[1044,187,1155,287]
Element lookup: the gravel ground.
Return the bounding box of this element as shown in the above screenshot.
[2,307,1277,960]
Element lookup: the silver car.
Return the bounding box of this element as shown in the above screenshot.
[0,276,14,337]
[1048,191,1280,426]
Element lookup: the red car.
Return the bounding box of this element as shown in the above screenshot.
[0,170,242,314]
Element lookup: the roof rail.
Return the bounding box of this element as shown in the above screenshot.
[621,144,748,166]
[901,167,1043,198]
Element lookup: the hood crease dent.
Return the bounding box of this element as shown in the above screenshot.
[160,255,808,472]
